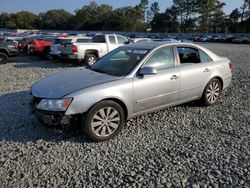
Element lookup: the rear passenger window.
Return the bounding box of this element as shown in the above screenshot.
[177,47,201,65]
[109,36,116,44]
[199,50,212,62]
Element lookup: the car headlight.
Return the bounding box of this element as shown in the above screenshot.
[37,98,73,111]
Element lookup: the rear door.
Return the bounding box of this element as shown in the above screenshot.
[176,46,214,102]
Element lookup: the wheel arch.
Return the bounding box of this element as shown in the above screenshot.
[212,76,224,90]
[99,98,128,120]
[200,76,224,99]
[0,49,10,57]
[85,49,99,58]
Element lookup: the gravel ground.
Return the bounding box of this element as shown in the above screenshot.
[0,43,249,187]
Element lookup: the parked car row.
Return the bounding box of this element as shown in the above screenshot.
[0,30,249,65]
[0,38,19,64]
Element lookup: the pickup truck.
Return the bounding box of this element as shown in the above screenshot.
[50,36,92,59]
[59,34,129,66]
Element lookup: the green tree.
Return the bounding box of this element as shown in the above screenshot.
[0,13,12,28]
[39,9,72,29]
[173,0,197,32]
[240,0,250,22]
[138,0,149,22]
[210,1,226,33]
[151,6,179,33]
[196,0,225,33]
[71,2,112,30]
[147,2,160,22]
[106,6,144,31]
[11,11,38,29]
[228,8,241,33]
[240,0,250,32]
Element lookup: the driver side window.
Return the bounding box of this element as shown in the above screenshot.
[143,47,175,71]
[117,36,128,44]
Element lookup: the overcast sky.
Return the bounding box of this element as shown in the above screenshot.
[0,0,244,14]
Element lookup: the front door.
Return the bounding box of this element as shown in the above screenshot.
[133,47,180,113]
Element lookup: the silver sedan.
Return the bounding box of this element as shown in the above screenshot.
[31,43,232,141]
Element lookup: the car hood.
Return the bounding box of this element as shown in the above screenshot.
[31,67,121,98]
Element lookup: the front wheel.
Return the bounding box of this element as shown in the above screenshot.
[0,52,8,64]
[82,100,125,142]
[84,54,97,66]
[201,78,222,106]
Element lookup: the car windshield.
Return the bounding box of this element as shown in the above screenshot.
[90,47,149,77]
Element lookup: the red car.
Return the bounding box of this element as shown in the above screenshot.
[28,38,53,57]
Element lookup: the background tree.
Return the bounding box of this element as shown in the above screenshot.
[151,6,179,33]
[209,1,227,33]
[138,0,149,22]
[240,0,249,22]
[11,11,38,29]
[228,8,241,33]
[39,9,72,30]
[0,0,249,33]
[147,2,160,22]
[240,0,250,32]
[106,6,144,31]
[0,13,14,28]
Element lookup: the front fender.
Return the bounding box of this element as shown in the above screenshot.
[64,79,133,116]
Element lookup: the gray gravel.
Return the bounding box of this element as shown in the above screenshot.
[0,44,249,187]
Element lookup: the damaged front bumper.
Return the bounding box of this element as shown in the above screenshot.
[35,110,71,129]
[30,97,79,132]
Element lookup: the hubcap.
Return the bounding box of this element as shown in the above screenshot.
[206,82,220,103]
[88,57,96,65]
[91,107,120,137]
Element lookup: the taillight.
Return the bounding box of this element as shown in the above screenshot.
[72,45,78,53]
[229,62,233,69]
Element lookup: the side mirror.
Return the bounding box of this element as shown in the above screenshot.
[124,41,130,44]
[139,67,157,75]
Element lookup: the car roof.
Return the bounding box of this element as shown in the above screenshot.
[123,42,220,60]
[124,42,200,50]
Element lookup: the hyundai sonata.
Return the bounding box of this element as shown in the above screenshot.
[31,43,232,141]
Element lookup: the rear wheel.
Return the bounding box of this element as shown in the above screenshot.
[0,52,8,64]
[84,54,97,66]
[82,100,125,142]
[201,78,222,106]
[43,47,51,59]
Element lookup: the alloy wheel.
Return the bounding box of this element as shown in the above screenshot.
[91,107,121,137]
[88,57,96,65]
[206,81,220,103]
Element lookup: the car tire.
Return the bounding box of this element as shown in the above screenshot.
[43,47,51,59]
[0,52,8,64]
[84,54,97,66]
[82,100,125,142]
[201,78,222,106]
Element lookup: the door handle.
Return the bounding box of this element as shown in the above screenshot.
[170,75,179,80]
[204,68,210,72]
